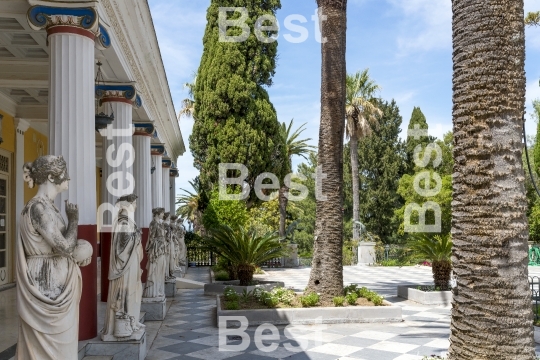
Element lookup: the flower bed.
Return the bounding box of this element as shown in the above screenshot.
[216,286,401,326]
[220,285,386,310]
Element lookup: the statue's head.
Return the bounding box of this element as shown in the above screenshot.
[23,155,69,191]
[116,193,138,213]
[170,215,178,222]
[152,207,165,219]
[163,212,171,221]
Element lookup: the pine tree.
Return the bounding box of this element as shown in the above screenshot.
[190,0,285,198]
[356,100,407,243]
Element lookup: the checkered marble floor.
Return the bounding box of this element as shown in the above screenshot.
[145,266,540,360]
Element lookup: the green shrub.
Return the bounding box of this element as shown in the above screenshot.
[225,301,240,310]
[224,287,239,302]
[343,284,359,296]
[379,259,400,266]
[270,287,296,305]
[300,292,320,307]
[261,293,279,307]
[215,270,229,281]
[355,287,384,306]
[345,292,358,305]
[333,296,345,307]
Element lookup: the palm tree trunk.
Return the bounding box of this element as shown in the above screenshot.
[350,136,360,241]
[306,0,347,301]
[448,0,535,358]
[279,185,289,238]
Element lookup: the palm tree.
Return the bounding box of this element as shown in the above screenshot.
[525,11,540,26]
[176,178,203,234]
[278,119,316,238]
[345,69,382,242]
[448,1,535,358]
[306,0,348,301]
[406,234,452,290]
[203,225,288,285]
[178,75,196,120]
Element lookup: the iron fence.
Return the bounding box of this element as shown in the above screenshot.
[260,258,282,268]
[375,244,405,264]
[187,247,215,266]
[530,276,540,322]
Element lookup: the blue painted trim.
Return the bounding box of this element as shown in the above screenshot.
[151,145,166,155]
[134,123,155,134]
[95,85,136,100]
[28,6,97,29]
[97,24,111,48]
[162,159,172,167]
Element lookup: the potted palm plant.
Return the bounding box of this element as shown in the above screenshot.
[203,225,288,286]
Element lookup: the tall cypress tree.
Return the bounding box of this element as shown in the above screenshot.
[356,100,407,243]
[190,0,285,197]
[405,107,436,173]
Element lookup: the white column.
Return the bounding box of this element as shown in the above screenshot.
[133,134,152,228]
[14,118,30,282]
[170,174,176,214]
[162,166,170,212]
[151,154,163,208]
[48,32,96,225]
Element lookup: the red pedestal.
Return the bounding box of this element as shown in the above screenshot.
[78,224,97,341]
[100,232,112,302]
[140,228,149,283]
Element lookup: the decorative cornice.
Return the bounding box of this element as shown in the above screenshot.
[151,144,165,156]
[95,84,142,108]
[100,0,157,122]
[27,5,99,38]
[133,122,155,137]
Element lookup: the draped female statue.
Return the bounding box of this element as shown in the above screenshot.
[176,218,187,268]
[101,194,145,341]
[16,155,92,359]
[169,215,181,275]
[142,208,167,299]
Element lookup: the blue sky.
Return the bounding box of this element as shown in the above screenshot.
[148,0,540,195]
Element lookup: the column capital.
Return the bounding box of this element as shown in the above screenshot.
[133,122,155,137]
[162,158,172,169]
[27,2,106,43]
[170,166,179,178]
[14,118,31,134]
[151,144,166,156]
[96,83,142,108]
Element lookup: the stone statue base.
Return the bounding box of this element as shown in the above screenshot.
[141,297,166,321]
[165,278,176,298]
[87,328,147,360]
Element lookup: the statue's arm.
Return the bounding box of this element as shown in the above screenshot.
[30,202,78,255]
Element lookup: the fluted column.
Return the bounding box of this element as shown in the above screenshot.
[97,84,138,302]
[27,3,110,341]
[133,123,154,283]
[151,145,165,208]
[162,158,171,212]
[170,166,179,215]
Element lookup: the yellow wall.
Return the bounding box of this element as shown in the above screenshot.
[0,110,15,154]
[23,128,48,204]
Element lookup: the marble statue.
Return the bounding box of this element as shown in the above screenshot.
[16,155,92,359]
[176,218,187,268]
[101,194,145,341]
[142,208,167,299]
[162,212,175,280]
[169,215,181,275]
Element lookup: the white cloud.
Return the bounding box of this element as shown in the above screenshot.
[386,0,451,55]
